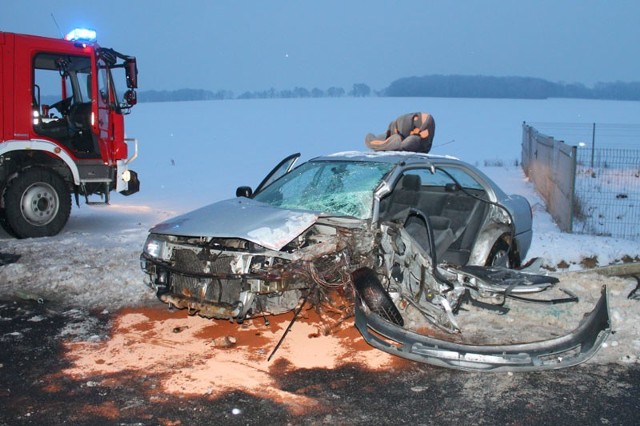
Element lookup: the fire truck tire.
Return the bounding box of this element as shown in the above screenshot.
[3,168,71,238]
[352,267,404,326]
[0,185,16,237]
[0,213,17,238]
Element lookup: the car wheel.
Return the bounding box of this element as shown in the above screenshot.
[351,267,404,326]
[3,168,71,238]
[485,238,512,268]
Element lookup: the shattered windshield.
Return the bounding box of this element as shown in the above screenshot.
[253,160,393,218]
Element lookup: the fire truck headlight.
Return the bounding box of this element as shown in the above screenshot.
[122,170,131,182]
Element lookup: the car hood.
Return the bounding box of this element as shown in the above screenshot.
[149,198,320,251]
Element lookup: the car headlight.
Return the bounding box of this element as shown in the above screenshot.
[143,234,167,259]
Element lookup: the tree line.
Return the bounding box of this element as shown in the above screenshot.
[137,84,371,103]
[383,75,640,100]
[136,75,640,103]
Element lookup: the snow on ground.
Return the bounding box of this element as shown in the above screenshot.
[0,97,639,366]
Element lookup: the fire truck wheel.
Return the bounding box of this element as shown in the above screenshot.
[0,213,18,238]
[0,185,16,237]
[3,168,71,238]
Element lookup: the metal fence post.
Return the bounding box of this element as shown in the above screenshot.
[569,145,577,233]
[591,122,596,168]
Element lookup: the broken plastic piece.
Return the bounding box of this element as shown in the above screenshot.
[355,286,611,372]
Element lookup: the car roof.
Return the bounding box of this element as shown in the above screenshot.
[311,151,462,166]
[308,151,504,198]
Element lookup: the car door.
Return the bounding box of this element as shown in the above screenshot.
[253,153,301,195]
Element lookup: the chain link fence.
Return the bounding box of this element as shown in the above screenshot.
[522,122,640,240]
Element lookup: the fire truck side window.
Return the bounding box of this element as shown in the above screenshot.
[32,53,99,157]
[76,72,93,103]
[33,67,72,118]
[97,59,116,109]
[33,53,92,115]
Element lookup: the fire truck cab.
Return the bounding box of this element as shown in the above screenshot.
[0,29,140,238]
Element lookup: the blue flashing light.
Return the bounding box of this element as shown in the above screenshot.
[64,28,97,43]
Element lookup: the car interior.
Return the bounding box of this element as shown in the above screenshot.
[379,171,490,266]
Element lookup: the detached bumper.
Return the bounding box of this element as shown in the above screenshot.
[355,286,611,372]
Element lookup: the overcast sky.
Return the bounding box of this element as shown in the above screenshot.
[2,1,639,93]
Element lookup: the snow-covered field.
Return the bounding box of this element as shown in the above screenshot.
[1,97,639,365]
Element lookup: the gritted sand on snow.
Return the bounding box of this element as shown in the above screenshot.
[56,269,640,415]
[60,306,406,415]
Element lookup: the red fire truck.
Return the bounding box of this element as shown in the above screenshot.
[0,29,140,238]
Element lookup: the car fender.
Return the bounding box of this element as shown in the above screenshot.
[467,225,511,266]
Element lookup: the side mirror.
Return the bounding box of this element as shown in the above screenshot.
[124,89,137,106]
[125,57,138,89]
[236,186,252,198]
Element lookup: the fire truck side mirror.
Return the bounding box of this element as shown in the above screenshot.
[125,58,138,89]
[124,89,137,106]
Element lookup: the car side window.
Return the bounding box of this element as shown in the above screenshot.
[439,167,483,190]
[409,166,483,190]
[406,169,440,187]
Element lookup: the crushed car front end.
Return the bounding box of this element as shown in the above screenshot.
[140,232,308,320]
[141,156,396,321]
[141,211,372,321]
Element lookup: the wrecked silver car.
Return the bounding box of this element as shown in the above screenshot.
[140,151,610,371]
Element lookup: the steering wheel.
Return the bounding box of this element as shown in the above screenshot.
[50,96,73,115]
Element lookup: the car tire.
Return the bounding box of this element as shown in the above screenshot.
[485,238,513,268]
[3,168,71,238]
[352,267,404,326]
